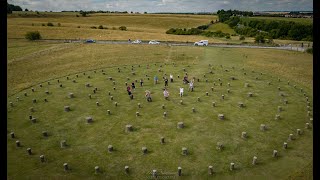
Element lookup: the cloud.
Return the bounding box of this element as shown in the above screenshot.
[9,0,313,12]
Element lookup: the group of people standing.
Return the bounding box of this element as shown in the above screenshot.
[126,73,195,101]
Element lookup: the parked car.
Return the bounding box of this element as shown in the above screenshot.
[149,40,160,45]
[132,40,142,44]
[85,39,96,43]
[194,40,208,46]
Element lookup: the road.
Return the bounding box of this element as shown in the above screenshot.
[40,39,308,52]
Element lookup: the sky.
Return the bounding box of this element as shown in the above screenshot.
[8,0,313,13]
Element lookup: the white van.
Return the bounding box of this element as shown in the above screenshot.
[194,40,208,46]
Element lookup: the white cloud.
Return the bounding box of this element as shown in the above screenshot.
[9,0,313,12]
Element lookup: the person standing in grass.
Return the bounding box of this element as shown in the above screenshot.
[164,77,168,86]
[170,74,173,83]
[145,90,152,102]
[131,82,136,90]
[163,88,169,100]
[127,86,133,99]
[140,79,144,87]
[179,87,184,97]
[154,75,158,84]
[189,80,194,92]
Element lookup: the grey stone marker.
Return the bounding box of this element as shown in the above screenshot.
[220,82,222,86]
[96,102,99,106]
[283,142,288,149]
[73,79,76,83]
[125,166,129,174]
[275,114,280,120]
[260,124,266,131]
[297,129,302,135]
[42,131,48,137]
[67,76,69,80]
[230,163,235,171]
[69,93,74,98]
[32,88,35,92]
[161,137,165,144]
[109,77,113,80]
[88,94,91,99]
[227,89,230,93]
[60,84,63,87]
[125,82,127,86]
[218,114,224,120]
[216,142,223,151]
[163,112,167,117]
[248,92,253,97]
[180,100,183,105]
[86,83,90,87]
[10,132,15,138]
[198,97,200,101]
[138,103,141,108]
[162,104,165,109]
[40,155,45,162]
[126,125,133,132]
[178,167,182,176]
[305,123,311,129]
[63,163,69,171]
[177,122,184,129]
[30,107,34,112]
[278,78,280,82]
[44,98,48,102]
[182,147,188,155]
[241,132,247,139]
[31,118,36,123]
[294,85,296,88]
[24,92,27,96]
[110,96,113,100]
[10,102,13,107]
[32,99,36,103]
[93,89,96,94]
[136,112,139,117]
[16,97,19,101]
[310,118,313,123]
[27,148,32,155]
[152,170,157,178]
[222,95,225,99]
[211,87,214,91]
[142,147,147,154]
[113,87,116,90]
[86,117,93,123]
[212,102,216,107]
[284,99,288,104]
[108,145,113,152]
[308,111,311,116]
[268,82,271,85]
[192,107,195,113]
[288,134,294,141]
[206,92,209,96]
[40,84,42,88]
[278,87,281,91]
[278,106,282,112]
[208,166,214,175]
[76,74,78,78]
[107,110,111,115]
[273,150,278,157]
[61,140,67,148]
[238,102,244,108]
[64,106,70,112]
[115,102,118,106]
[245,83,249,87]
[252,156,258,165]
[306,97,309,102]
[16,140,20,147]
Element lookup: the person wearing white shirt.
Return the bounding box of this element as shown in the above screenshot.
[179,87,184,97]
[170,74,173,82]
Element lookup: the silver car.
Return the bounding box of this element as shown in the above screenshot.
[149,40,160,45]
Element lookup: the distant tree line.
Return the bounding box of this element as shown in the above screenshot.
[7,2,22,14]
[62,10,129,14]
[217,9,253,22]
[218,9,313,41]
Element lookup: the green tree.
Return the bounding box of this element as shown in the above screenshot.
[98,25,104,29]
[25,31,42,41]
[239,35,245,40]
[255,34,265,43]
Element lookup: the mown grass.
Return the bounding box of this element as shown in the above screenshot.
[7,40,312,179]
[206,23,236,35]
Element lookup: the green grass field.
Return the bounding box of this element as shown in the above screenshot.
[7,38,313,179]
[207,23,236,35]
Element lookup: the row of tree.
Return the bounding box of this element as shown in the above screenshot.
[217,9,253,22]
[218,9,313,41]
[7,3,22,14]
